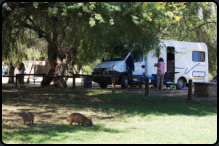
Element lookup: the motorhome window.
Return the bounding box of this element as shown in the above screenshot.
[192,51,205,62]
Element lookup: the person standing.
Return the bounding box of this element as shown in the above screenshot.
[18,63,25,87]
[154,58,165,91]
[125,50,135,87]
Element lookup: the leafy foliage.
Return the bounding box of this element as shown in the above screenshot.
[160,2,217,76]
[2,2,217,76]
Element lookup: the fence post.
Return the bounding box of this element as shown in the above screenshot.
[73,74,76,89]
[188,79,192,101]
[42,73,45,88]
[145,78,149,96]
[112,75,115,93]
[15,74,17,87]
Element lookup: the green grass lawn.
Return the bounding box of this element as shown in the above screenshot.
[2,87,217,144]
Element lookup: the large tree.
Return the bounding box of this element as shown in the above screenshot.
[159,2,217,76]
[3,2,210,86]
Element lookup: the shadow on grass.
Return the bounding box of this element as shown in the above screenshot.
[2,86,217,143]
[87,93,217,117]
[2,123,121,144]
[2,86,217,118]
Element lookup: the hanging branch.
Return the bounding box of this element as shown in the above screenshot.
[20,20,50,43]
[189,21,217,32]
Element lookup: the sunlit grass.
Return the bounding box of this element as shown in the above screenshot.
[2,87,217,144]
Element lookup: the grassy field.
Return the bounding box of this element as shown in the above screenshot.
[2,87,217,144]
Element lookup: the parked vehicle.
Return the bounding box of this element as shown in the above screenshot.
[92,40,209,89]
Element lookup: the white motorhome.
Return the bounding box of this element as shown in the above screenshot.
[92,40,209,89]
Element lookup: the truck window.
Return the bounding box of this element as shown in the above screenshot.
[105,51,128,61]
[132,50,143,62]
[133,55,143,62]
[192,51,205,62]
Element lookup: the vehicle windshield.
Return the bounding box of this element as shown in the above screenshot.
[105,52,129,61]
[103,43,143,62]
[104,50,143,62]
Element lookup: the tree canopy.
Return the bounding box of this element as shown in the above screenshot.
[1,2,191,62]
[160,2,217,76]
[2,2,217,77]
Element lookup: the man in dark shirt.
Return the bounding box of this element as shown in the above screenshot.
[125,50,135,87]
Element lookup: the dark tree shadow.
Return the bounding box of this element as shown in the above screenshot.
[2,86,217,118]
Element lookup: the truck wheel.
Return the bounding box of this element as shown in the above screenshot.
[121,75,128,89]
[176,78,185,89]
[99,83,107,88]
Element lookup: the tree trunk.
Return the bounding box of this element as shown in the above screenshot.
[63,61,83,85]
[73,66,78,74]
[7,62,15,83]
[40,16,68,88]
[41,68,54,86]
[41,57,67,88]
[41,43,69,87]
[63,47,77,83]
[77,61,83,74]
[64,63,74,82]
[56,63,67,88]
[26,61,35,84]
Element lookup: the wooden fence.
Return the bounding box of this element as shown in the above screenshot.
[2,74,116,93]
[2,74,193,100]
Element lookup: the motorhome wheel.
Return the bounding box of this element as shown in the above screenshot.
[176,78,185,89]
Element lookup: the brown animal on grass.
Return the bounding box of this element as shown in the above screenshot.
[18,112,34,125]
[66,113,93,126]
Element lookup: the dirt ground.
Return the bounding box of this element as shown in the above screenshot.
[2,79,217,101]
[106,85,217,101]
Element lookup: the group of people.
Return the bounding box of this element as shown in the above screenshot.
[125,50,165,91]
